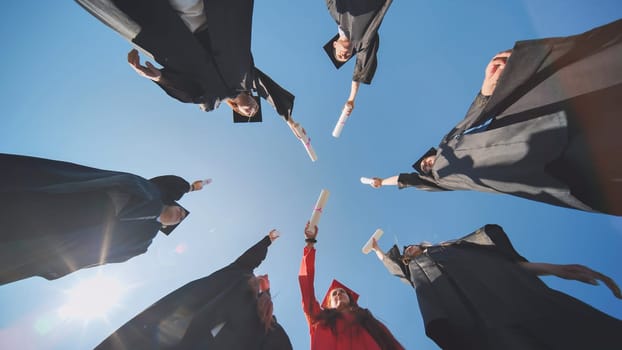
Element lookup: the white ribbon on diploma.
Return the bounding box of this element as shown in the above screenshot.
[309,189,330,229]
[332,108,350,138]
[362,229,384,254]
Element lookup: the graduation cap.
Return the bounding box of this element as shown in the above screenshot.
[321,279,360,309]
[232,94,263,123]
[159,202,189,236]
[412,147,438,174]
[323,34,353,69]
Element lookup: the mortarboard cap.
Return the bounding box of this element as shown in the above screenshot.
[233,95,263,123]
[412,147,438,174]
[159,202,189,236]
[321,279,360,309]
[323,34,351,69]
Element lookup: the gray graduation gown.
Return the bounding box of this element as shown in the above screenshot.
[325,0,393,84]
[381,224,622,350]
[398,19,622,215]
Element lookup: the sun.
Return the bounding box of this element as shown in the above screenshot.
[58,275,127,321]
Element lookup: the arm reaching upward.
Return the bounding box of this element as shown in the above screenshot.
[519,262,621,299]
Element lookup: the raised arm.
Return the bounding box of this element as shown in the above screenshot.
[298,223,322,327]
[231,230,279,271]
[369,176,399,189]
[343,81,360,116]
[519,262,621,299]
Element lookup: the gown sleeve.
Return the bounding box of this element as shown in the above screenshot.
[483,224,528,262]
[254,67,295,122]
[352,34,379,84]
[155,69,206,104]
[298,246,323,329]
[230,235,272,271]
[149,175,190,202]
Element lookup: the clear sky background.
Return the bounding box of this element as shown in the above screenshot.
[1,1,621,349]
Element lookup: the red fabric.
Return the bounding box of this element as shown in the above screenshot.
[299,247,397,350]
[321,279,360,309]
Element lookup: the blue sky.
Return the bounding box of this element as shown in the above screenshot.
[1,1,621,349]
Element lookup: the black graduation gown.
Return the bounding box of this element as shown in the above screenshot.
[325,0,393,83]
[95,236,293,350]
[0,154,176,284]
[398,19,622,215]
[75,0,295,120]
[381,224,622,350]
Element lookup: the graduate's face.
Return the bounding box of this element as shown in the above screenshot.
[227,93,259,117]
[333,38,353,62]
[160,205,185,226]
[329,288,350,310]
[420,156,436,174]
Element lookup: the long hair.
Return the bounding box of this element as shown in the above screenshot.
[311,299,404,350]
[248,276,275,333]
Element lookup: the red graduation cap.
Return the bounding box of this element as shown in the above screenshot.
[321,279,360,309]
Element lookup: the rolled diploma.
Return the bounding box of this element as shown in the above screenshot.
[362,229,384,254]
[294,123,318,162]
[309,189,330,229]
[332,108,350,138]
[202,178,213,186]
[360,177,374,185]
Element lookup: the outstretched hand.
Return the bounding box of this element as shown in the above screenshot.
[304,221,318,240]
[481,50,512,96]
[551,264,621,299]
[344,100,354,116]
[191,180,204,191]
[371,177,383,189]
[268,229,280,242]
[127,49,162,81]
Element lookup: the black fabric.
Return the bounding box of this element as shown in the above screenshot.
[96,236,293,350]
[383,224,622,350]
[0,153,165,284]
[149,176,189,203]
[76,0,295,122]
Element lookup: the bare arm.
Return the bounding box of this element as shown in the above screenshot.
[519,262,621,299]
[344,81,360,116]
[369,176,399,188]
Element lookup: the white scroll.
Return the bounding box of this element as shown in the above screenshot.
[360,177,374,185]
[331,108,350,138]
[201,178,213,186]
[309,189,330,228]
[293,123,318,162]
[362,229,384,254]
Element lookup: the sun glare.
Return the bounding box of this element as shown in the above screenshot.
[58,276,126,321]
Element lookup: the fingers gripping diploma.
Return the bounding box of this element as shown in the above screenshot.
[481,50,512,96]
[268,229,280,242]
[127,49,162,81]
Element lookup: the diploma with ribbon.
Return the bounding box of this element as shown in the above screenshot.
[362,229,384,254]
[293,123,318,162]
[332,107,350,138]
[309,189,330,229]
